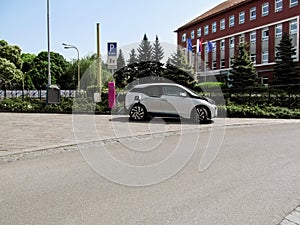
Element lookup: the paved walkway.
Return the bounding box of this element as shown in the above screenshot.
[0,112,300,224]
[1,112,300,157]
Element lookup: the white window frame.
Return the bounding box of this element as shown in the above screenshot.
[229,15,235,27]
[239,11,245,24]
[262,27,269,40]
[191,30,195,39]
[220,59,226,69]
[275,0,283,12]
[229,37,235,48]
[220,39,225,50]
[250,31,256,42]
[212,22,217,33]
[251,54,256,64]
[262,52,269,63]
[250,7,256,20]
[204,25,209,35]
[212,61,217,70]
[220,19,225,30]
[182,33,186,42]
[290,20,297,34]
[262,2,269,17]
[239,34,245,43]
[275,24,282,38]
[290,0,298,7]
[197,28,202,37]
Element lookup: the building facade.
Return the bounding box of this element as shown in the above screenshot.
[175,0,300,84]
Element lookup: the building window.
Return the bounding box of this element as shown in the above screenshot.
[239,34,245,43]
[250,31,256,42]
[212,61,217,70]
[239,11,245,24]
[290,0,298,7]
[197,28,202,37]
[204,25,209,35]
[262,3,269,16]
[221,59,226,69]
[275,0,283,12]
[251,54,256,64]
[250,7,256,20]
[212,22,217,33]
[191,30,195,39]
[182,33,186,42]
[262,28,269,40]
[290,20,297,34]
[262,52,269,63]
[220,39,225,50]
[275,24,282,38]
[229,37,234,48]
[229,15,235,27]
[220,19,225,30]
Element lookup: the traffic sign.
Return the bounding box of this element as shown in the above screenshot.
[107,42,117,56]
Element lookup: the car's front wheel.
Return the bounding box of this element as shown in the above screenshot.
[129,104,147,121]
[191,106,208,124]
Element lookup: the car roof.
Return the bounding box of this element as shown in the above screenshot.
[132,83,182,88]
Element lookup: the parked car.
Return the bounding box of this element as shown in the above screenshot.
[125,83,217,123]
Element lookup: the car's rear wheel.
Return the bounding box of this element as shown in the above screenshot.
[191,106,208,124]
[129,104,147,121]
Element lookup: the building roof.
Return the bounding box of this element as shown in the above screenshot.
[175,0,249,32]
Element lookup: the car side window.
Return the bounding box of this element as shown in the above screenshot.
[146,86,162,97]
[163,86,187,97]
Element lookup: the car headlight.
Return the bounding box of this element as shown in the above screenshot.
[205,97,215,105]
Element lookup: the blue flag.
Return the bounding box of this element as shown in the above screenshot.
[187,38,193,51]
[207,41,215,53]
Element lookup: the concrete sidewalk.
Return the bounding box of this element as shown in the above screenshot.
[1,112,300,157]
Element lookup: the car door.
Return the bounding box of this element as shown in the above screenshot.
[141,85,164,113]
[160,85,192,118]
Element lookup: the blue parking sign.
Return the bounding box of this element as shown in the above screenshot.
[107,42,117,56]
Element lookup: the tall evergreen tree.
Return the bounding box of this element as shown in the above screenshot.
[167,47,193,75]
[152,35,164,62]
[128,49,138,64]
[137,34,152,62]
[273,32,299,85]
[117,49,126,71]
[229,42,258,89]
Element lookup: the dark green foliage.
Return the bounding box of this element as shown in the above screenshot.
[229,42,258,89]
[28,51,70,89]
[152,35,164,62]
[114,61,164,88]
[167,47,193,75]
[273,33,299,85]
[117,49,126,71]
[128,49,138,64]
[137,34,152,62]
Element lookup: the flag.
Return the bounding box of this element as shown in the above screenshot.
[207,41,215,53]
[187,38,193,51]
[197,39,203,53]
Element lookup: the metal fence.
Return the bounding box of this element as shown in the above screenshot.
[0,90,76,99]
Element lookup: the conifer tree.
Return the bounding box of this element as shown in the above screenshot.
[273,32,299,85]
[229,42,258,89]
[128,49,138,64]
[152,35,164,62]
[117,49,125,71]
[137,34,152,62]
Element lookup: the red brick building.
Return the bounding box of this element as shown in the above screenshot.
[175,0,300,84]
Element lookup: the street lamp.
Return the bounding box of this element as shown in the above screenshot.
[62,43,80,91]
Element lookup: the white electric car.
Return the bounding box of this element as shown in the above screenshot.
[125,83,217,123]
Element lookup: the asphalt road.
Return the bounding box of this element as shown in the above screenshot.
[0,123,300,225]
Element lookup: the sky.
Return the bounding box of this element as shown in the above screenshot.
[0,0,224,61]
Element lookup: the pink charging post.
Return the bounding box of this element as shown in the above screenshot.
[108,82,116,109]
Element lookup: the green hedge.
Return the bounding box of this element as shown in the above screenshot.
[219,103,300,119]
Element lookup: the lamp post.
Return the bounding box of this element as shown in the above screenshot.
[62,43,80,91]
